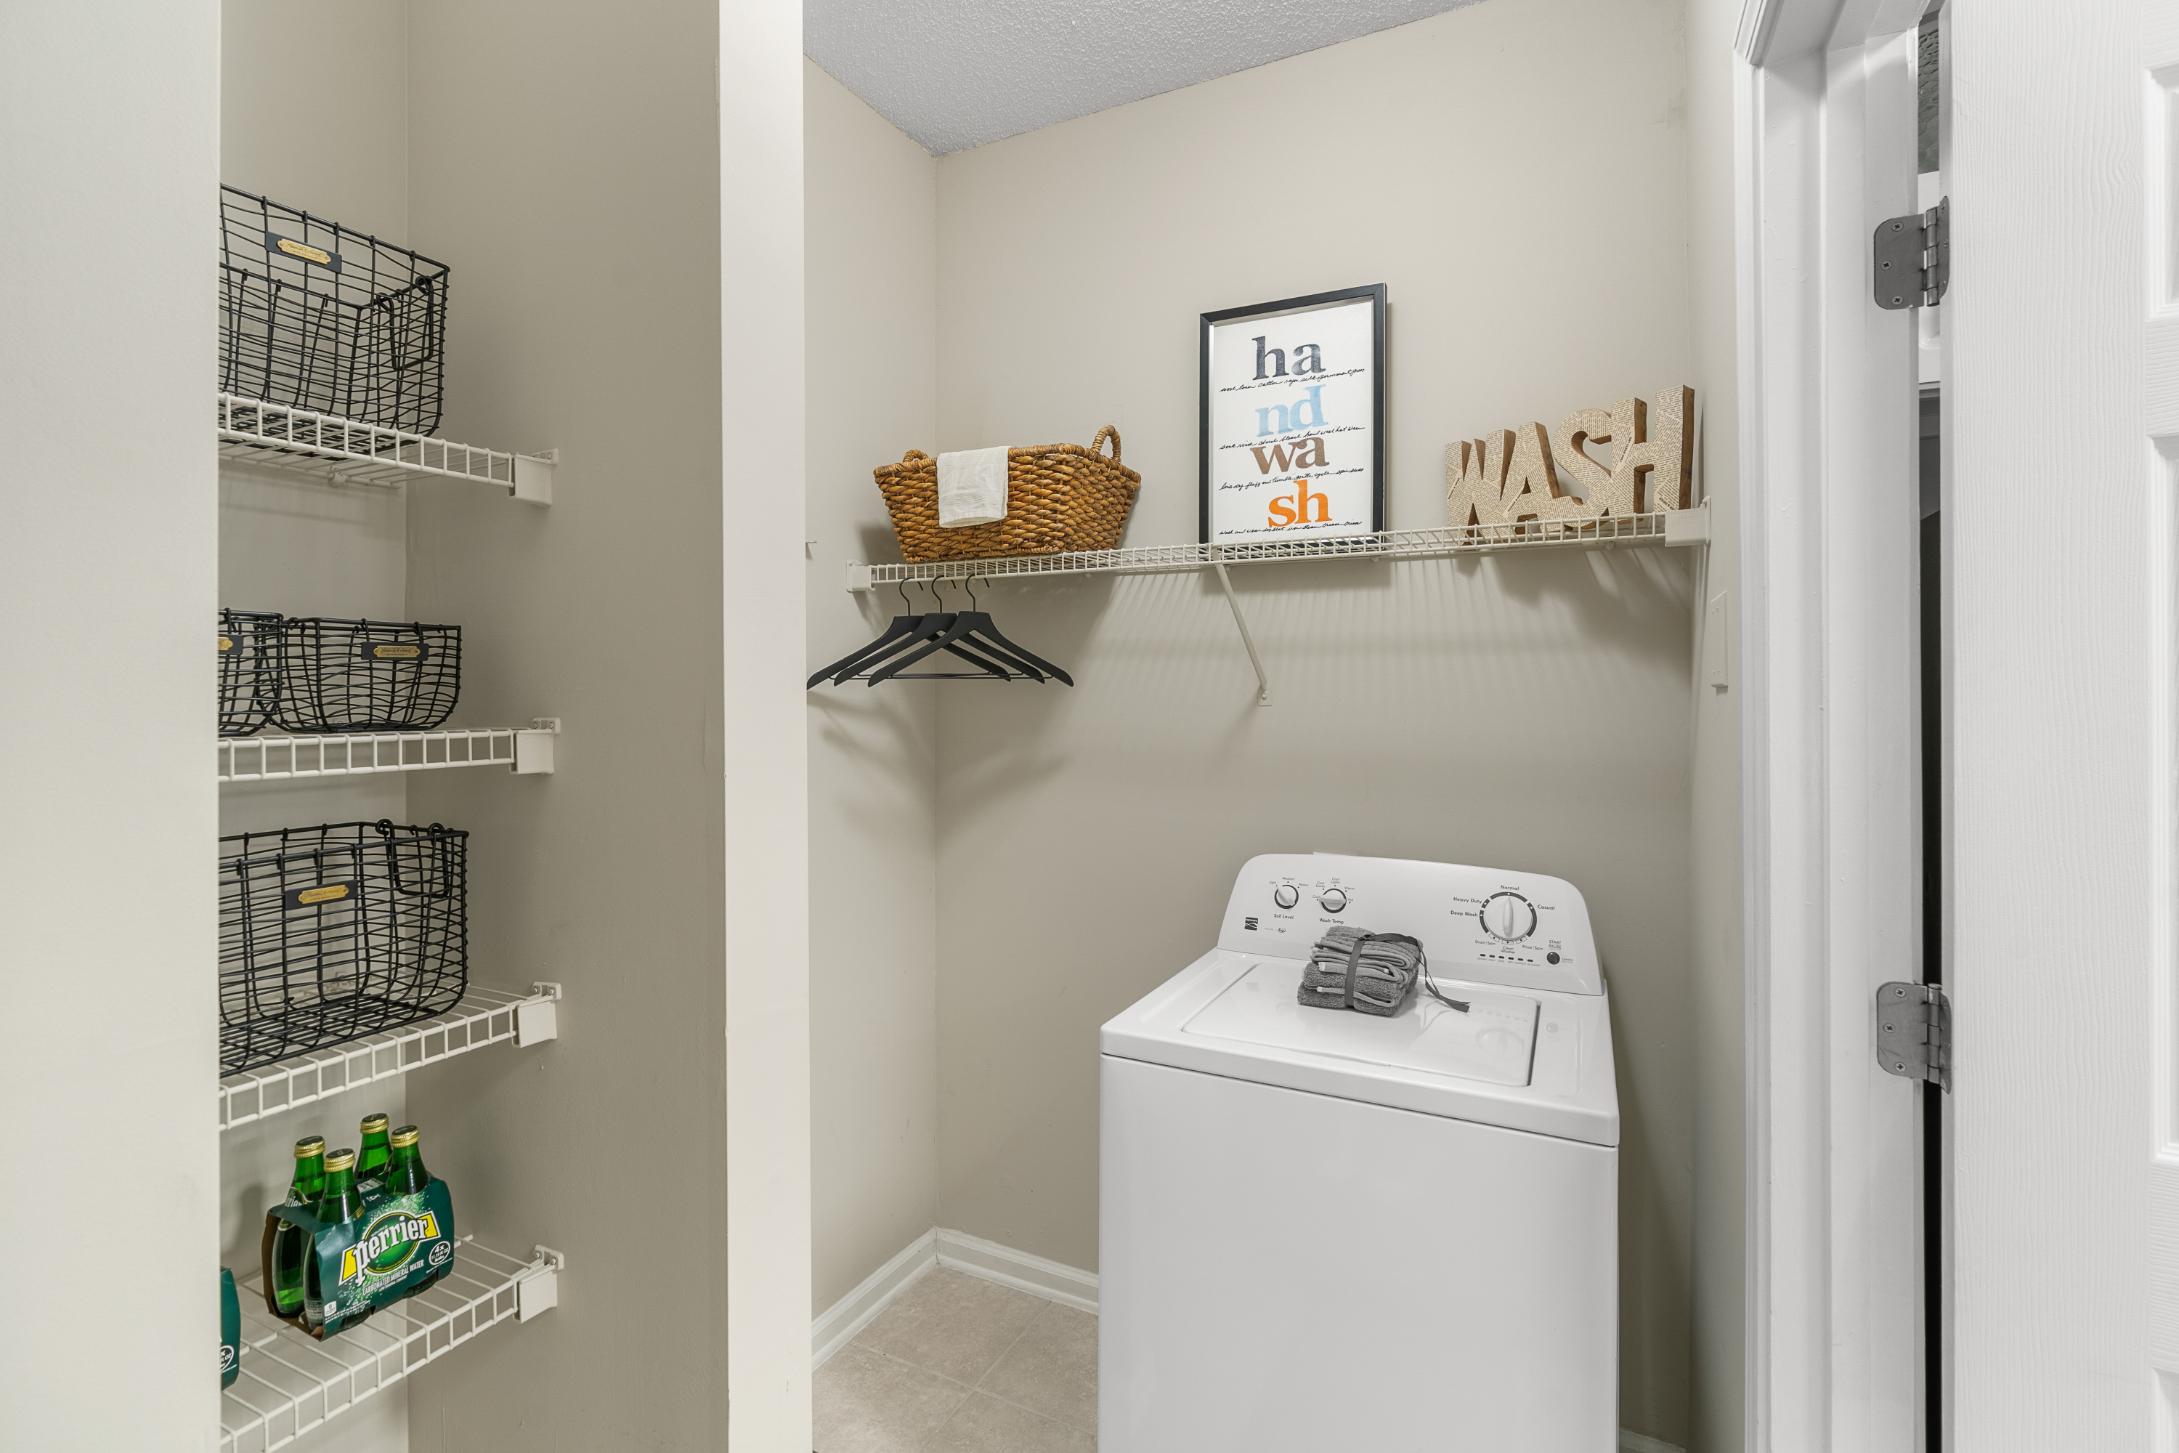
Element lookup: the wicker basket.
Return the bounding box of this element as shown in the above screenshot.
[875,425,1141,564]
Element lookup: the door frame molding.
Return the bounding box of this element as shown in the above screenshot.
[1735,1,1931,1449]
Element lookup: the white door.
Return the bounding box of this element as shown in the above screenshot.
[1946,0,2173,1445]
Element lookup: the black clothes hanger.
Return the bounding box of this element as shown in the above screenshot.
[807,581,1025,689]
[805,582,961,688]
[865,578,1073,687]
[858,578,1033,682]
[906,577,1054,682]
[952,578,1074,686]
[856,578,1039,685]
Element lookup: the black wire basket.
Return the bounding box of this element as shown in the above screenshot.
[217,609,283,737]
[273,618,461,733]
[218,820,469,1075]
[219,187,449,435]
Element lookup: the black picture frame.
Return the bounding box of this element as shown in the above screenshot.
[1199,283,1387,546]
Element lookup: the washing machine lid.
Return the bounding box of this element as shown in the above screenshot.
[1103,949,1619,1147]
[1182,961,1541,1088]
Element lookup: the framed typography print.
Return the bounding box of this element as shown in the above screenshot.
[1199,283,1386,546]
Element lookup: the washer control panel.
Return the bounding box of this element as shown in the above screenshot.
[1222,853,1602,996]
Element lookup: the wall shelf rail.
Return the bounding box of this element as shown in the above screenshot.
[218,984,563,1132]
[217,721,560,783]
[220,1238,563,1453]
[844,505,1709,704]
[846,506,1707,590]
[217,394,555,504]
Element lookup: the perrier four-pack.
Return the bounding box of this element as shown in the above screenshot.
[261,1115,456,1339]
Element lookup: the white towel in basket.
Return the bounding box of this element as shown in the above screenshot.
[937,446,1009,528]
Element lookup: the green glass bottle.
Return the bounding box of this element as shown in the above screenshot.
[261,1135,327,1319]
[302,1149,367,1334]
[313,1148,366,1225]
[385,1125,448,1288]
[288,1135,328,1202]
[357,1113,393,1182]
[384,1124,431,1194]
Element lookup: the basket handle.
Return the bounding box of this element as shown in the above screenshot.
[901,449,932,463]
[1089,426,1122,462]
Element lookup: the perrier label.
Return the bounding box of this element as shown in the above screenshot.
[339,1204,445,1286]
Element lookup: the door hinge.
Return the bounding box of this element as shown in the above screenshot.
[1874,196,1949,309]
[1876,981,1951,1091]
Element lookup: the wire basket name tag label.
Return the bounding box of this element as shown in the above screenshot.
[267,233,341,270]
[284,881,355,910]
[359,641,428,663]
[218,634,234,652]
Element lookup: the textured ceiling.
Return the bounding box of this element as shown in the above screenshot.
[805,0,1485,155]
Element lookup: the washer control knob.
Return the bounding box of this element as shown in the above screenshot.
[1480,891,1539,942]
[1319,888,1349,913]
[1273,883,1301,910]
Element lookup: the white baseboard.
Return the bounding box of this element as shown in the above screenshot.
[811,1227,1098,1368]
[811,1229,936,1369]
[933,1227,1099,1315]
[818,1228,1671,1453]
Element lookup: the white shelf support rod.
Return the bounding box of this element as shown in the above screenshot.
[514,718,560,775]
[1211,561,1271,706]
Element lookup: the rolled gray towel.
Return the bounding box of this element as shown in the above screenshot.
[1296,925,1425,1016]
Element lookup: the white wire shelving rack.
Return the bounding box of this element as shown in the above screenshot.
[220,1237,563,1453]
[218,721,560,783]
[217,393,555,504]
[848,505,1706,589]
[844,505,1709,704]
[219,984,563,1132]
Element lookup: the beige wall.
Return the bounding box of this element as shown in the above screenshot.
[805,62,945,1317]
[399,0,731,1446]
[928,0,1697,1442]
[1683,0,1746,1447]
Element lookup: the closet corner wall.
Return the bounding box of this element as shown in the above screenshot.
[802,58,944,1324]
[4,2,223,1446]
[721,5,815,1448]
[1682,0,1749,1446]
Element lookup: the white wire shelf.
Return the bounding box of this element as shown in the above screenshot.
[217,393,554,504]
[219,984,563,1132]
[845,505,1709,590]
[838,506,1708,706]
[218,721,560,783]
[221,1237,562,1453]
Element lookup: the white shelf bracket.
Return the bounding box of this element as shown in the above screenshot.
[513,449,557,506]
[1211,561,1271,706]
[517,982,563,1045]
[519,1245,565,1321]
[514,717,560,774]
[846,562,876,592]
[1665,502,1711,546]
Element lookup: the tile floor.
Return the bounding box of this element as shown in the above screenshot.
[816,1268,1097,1452]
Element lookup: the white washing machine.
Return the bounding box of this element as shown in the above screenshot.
[1099,852,1619,1452]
